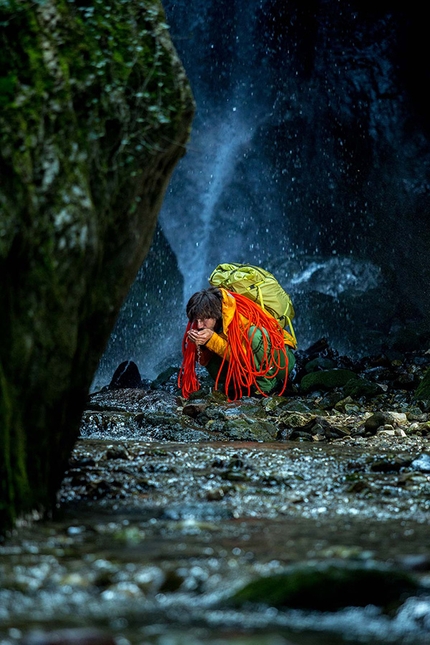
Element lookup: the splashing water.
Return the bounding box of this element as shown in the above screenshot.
[160,106,260,302]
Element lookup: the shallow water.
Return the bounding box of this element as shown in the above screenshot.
[1,438,430,645]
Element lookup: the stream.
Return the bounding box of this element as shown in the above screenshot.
[1,382,430,645]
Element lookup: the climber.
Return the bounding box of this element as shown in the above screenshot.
[178,286,296,400]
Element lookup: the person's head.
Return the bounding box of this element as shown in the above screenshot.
[186,287,223,330]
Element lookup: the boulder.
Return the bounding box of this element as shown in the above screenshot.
[0,0,194,528]
[300,369,357,393]
[228,561,418,611]
[343,376,382,399]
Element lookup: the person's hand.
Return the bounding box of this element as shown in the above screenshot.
[187,328,214,346]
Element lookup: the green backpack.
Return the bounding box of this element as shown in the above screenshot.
[208,262,297,345]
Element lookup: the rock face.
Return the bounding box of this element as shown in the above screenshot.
[156,1,430,356]
[0,0,194,527]
[95,223,185,385]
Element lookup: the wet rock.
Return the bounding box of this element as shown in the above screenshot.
[304,356,337,372]
[370,456,413,472]
[300,369,358,393]
[287,430,314,441]
[279,412,316,429]
[228,561,418,611]
[284,400,314,413]
[109,361,143,389]
[288,416,350,441]
[362,366,394,382]
[393,372,420,390]
[206,418,278,442]
[343,377,382,399]
[182,402,208,418]
[151,366,180,390]
[80,411,135,437]
[0,0,194,528]
[103,444,130,460]
[363,412,392,435]
[411,453,430,473]
[318,392,345,409]
[407,407,428,422]
[262,397,288,412]
[21,629,116,645]
[346,479,371,494]
[333,395,359,413]
[206,487,226,501]
[411,422,430,436]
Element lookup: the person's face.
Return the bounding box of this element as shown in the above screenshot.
[195,317,217,331]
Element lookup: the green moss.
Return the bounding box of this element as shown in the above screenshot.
[300,369,358,393]
[415,367,430,402]
[230,563,418,611]
[343,376,382,398]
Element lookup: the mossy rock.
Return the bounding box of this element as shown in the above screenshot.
[304,357,337,373]
[343,376,381,399]
[0,0,194,528]
[300,369,358,393]
[229,562,418,611]
[415,368,430,402]
[210,418,278,442]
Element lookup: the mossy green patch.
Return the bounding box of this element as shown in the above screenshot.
[415,367,430,402]
[300,369,358,393]
[343,376,382,399]
[229,563,418,611]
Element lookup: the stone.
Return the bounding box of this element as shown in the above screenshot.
[304,357,337,372]
[411,453,430,473]
[364,412,392,435]
[109,361,142,389]
[228,562,418,611]
[221,418,278,442]
[343,377,382,399]
[182,402,208,418]
[0,0,195,527]
[300,369,358,393]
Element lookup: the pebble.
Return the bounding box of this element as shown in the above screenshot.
[411,453,430,473]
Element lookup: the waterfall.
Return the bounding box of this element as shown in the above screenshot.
[160,105,263,301]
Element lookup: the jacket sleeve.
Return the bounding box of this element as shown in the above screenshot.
[206,332,229,359]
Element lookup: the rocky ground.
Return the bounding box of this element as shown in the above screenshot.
[1,342,430,645]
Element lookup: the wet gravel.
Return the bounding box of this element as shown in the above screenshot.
[1,354,430,645]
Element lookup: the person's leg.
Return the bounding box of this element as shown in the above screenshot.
[205,354,228,387]
[249,326,295,394]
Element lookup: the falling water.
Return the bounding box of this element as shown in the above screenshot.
[160,106,262,301]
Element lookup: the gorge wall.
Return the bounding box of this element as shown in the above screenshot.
[99,0,430,384]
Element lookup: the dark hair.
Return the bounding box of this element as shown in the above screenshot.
[186,287,222,322]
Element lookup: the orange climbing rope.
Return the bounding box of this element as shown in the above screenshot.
[178,292,289,400]
[178,321,199,399]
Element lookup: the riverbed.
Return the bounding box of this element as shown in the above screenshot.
[1,383,430,645]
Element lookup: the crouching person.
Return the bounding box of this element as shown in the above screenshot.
[178,287,296,400]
